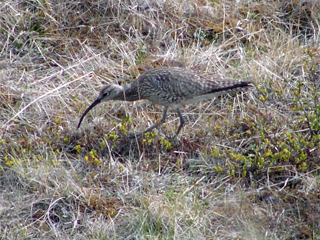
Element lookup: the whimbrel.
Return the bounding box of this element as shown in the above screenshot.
[77,67,253,137]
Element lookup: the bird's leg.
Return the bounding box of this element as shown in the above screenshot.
[129,107,168,139]
[175,108,185,135]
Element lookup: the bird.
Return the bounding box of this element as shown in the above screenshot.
[77,67,253,137]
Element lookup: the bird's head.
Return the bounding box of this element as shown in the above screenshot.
[77,84,123,128]
[98,84,123,102]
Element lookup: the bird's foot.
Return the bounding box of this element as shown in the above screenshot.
[165,134,180,144]
[127,132,143,139]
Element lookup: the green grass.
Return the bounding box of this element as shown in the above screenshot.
[1,0,320,239]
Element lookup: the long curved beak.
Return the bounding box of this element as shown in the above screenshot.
[77,98,101,128]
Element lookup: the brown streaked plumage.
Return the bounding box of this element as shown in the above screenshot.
[78,67,253,137]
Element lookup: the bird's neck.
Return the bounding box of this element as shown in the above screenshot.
[116,82,141,101]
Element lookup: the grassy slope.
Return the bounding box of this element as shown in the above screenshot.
[0,0,320,239]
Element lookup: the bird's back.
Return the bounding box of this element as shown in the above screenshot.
[135,67,252,108]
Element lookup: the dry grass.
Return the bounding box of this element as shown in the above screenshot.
[1,0,320,239]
